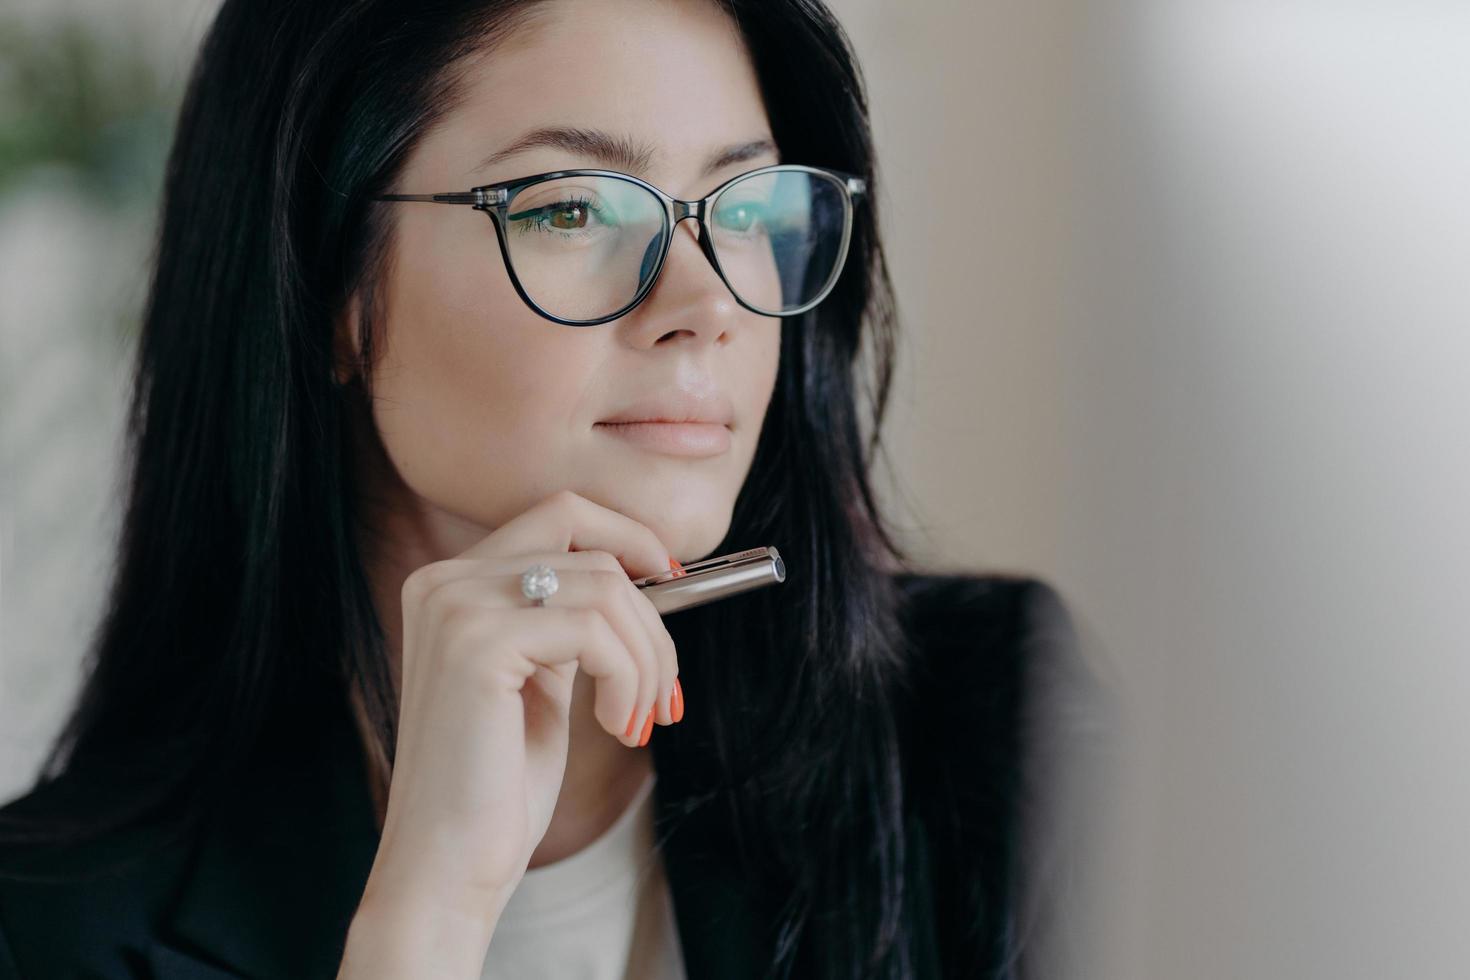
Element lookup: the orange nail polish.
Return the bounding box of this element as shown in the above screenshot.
[672,678,684,723]
[638,708,655,747]
[669,556,685,577]
[625,705,640,739]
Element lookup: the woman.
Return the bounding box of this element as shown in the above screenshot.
[0,0,1101,977]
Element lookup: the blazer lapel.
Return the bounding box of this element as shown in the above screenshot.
[144,939,253,980]
[150,696,382,979]
[906,812,944,980]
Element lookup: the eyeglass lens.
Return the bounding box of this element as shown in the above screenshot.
[500,170,850,322]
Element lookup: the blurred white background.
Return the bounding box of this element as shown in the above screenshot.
[4,1,1469,977]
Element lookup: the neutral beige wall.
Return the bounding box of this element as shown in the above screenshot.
[827,0,1077,580]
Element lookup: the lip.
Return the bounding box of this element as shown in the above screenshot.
[596,389,735,427]
[593,421,732,457]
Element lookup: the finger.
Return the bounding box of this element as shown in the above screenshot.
[417,569,659,746]
[483,606,643,747]
[578,553,662,741]
[402,552,616,669]
[627,583,679,726]
[459,490,674,582]
[478,550,671,735]
[490,550,666,735]
[426,600,642,748]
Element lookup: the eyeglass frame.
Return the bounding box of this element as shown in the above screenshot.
[370,162,868,326]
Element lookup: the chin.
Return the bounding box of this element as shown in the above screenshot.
[596,493,733,563]
[653,518,733,564]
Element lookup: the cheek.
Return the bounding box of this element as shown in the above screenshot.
[756,319,782,400]
[367,223,593,523]
[739,319,782,439]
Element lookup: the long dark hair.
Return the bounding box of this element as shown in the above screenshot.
[0,0,921,976]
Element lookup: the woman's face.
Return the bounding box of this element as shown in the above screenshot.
[346,0,782,562]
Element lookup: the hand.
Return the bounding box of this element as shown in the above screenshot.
[340,490,682,977]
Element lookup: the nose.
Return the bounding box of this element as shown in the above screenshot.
[621,213,739,347]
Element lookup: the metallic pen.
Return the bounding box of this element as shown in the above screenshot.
[631,545,786,616]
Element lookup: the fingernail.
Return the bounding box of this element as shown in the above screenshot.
[625,705,640,739]
[669,556,685,577]
[637,708,655,747]
[672,678,684,723]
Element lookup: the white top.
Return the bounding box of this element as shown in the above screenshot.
[479,770,688,980]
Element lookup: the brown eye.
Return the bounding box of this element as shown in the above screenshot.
[550,204,588,230]
[507,194,606,237]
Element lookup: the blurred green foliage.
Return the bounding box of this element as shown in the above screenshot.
[0,14,180,206]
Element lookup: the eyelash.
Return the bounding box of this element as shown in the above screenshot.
[511,194,603,237]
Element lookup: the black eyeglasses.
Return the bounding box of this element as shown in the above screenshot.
[371,163,867,326]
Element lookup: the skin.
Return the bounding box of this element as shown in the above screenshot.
[335,0,782,871]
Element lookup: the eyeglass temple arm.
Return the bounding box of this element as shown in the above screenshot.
[371,192,487,205]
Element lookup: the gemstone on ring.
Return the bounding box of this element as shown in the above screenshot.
[521,563,559,605]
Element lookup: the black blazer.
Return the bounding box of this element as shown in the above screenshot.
[0,573,1099,979]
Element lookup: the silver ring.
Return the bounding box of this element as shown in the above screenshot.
[520,563,559,607]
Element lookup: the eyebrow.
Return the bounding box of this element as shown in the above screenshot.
[471,127,779,182]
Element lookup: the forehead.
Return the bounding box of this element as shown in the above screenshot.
[422,0,775,192]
